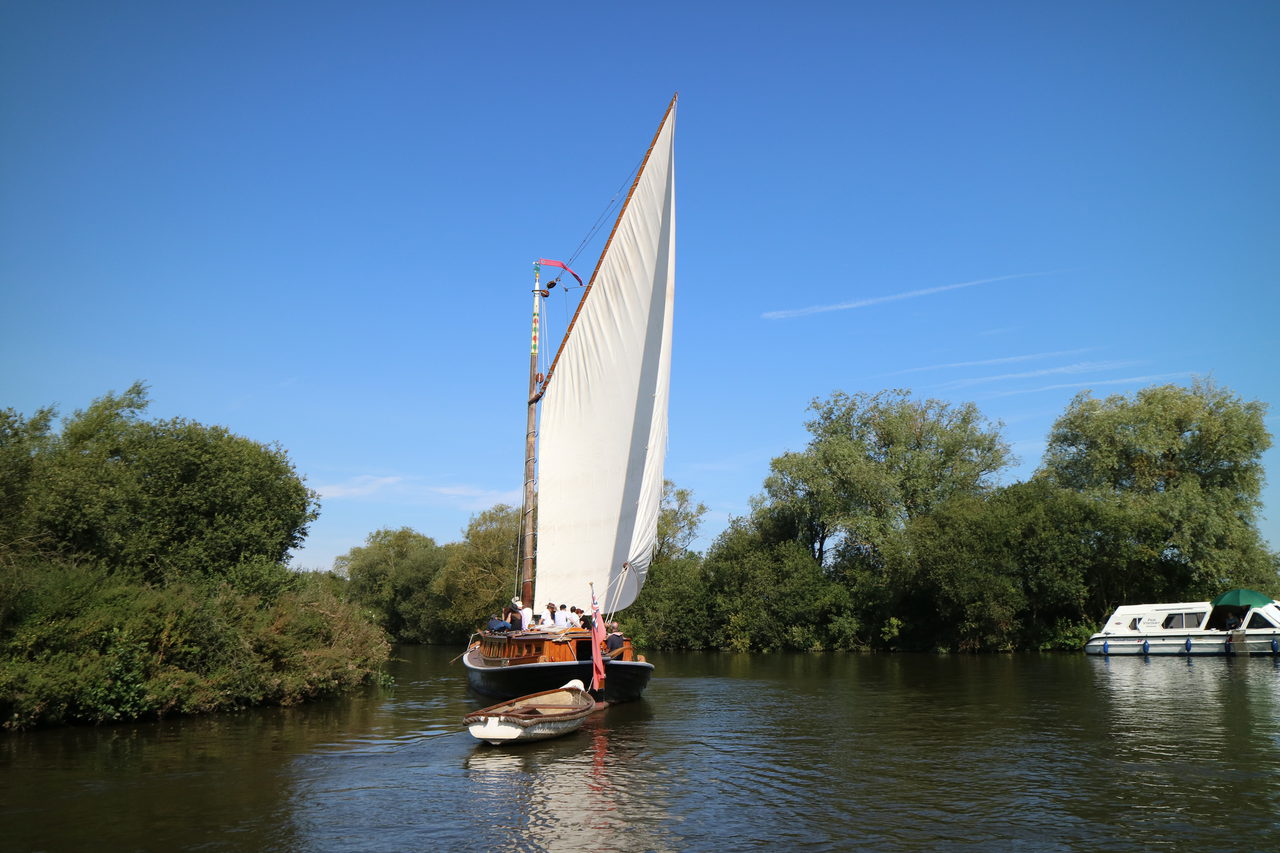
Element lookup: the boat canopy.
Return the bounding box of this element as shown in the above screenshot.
[1210,588,1274,608]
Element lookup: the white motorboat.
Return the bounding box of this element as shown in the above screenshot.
[1084,588,1280,656]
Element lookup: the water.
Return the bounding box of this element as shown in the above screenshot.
[4,648,1280,851]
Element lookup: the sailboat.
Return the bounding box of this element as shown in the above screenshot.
[461,95,676,703]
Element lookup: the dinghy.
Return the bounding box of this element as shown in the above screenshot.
[464,680,596,745]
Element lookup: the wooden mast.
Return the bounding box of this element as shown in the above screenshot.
[520,265,540,607]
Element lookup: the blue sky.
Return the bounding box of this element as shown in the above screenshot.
[3,1,1277,570]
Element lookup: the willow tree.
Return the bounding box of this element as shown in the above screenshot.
[1039,379,1275,607]
[760,390,1012,567]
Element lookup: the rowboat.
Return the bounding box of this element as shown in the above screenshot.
[463,680,596,745]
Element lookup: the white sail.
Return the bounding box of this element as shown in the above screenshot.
[533,103,676,615]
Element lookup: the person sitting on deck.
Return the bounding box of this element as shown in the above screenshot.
[554,604,572,629]
[605,622,625,657]
[515,598,534,631]
[504,605,523,631]
[486,615,512,632]
[545,602,558,627]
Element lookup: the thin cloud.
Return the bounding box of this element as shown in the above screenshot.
[761,271,1059,320]
[427,484,522,509]
[940,360,1143,390]
[981,372,1192,398]
[889,348,1099,376]
[316,475,404,499]
[315,476,518,509]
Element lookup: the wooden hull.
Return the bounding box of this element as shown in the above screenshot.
[462,646,653,703]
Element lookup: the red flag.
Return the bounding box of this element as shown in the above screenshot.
[590,586,607,692]
[538,258,583,288]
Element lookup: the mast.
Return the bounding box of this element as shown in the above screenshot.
[520,264,541,607]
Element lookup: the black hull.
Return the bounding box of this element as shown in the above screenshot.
[463,650,653,703]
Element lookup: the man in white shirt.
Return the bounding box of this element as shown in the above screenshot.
[553,604,571,629]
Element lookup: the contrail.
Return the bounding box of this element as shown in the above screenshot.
[888,347,1099,376]
[761,271,1059,320]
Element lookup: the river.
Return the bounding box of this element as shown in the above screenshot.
[4,646,1280,851]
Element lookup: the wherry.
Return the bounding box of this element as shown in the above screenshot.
[460,96,676,702]
[1084,588,1280,656]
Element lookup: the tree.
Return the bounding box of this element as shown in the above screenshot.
[0,404,54,550]
[759,390,1013,569]
[430,504,521,640]
[653,479,708,564]
[628,481,710,649]
[10,383,318,597]
[337,527,447,642]
[1039,380,1275,602]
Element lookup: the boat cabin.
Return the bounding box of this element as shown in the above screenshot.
[473,629,641,667]
[1097,601,1280,635]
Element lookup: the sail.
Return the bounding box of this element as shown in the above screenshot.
[533,102,676,615]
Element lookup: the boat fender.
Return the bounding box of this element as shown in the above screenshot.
[1142,640,1149,655]
[1185,637,1192,653]
[1102,640,1109,656]
[1272,637,1278,655]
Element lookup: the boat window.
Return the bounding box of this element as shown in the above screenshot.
[1160,612,1205,630]
[1248,612,1276,629]
[1129,618,1141,631]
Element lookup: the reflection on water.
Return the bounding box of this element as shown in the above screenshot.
[4,647,1280,851]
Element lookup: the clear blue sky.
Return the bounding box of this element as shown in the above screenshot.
[3,1,1277,570]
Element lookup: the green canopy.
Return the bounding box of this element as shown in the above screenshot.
[1210,588,1274,608]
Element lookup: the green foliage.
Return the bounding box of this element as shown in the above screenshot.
[336,505,521,644]
[759,390,1012,569]
[1040,380,1275,604]
[431,505,521,639]
[10,383,319,595]
[0,385,388,730]
[694,522,857,653]
[628,381,1276,654]
[0,557,388,730]
[338,527,448,643]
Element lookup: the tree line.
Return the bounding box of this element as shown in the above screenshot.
[3,378,1273,728]
[339,380,1277,655]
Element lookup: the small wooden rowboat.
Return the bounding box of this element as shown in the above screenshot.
[464,680,596,745]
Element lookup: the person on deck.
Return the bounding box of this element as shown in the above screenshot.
[515,599,534,631]
[486,615,512,632]
[545,602,558,628]
[554,604,571,629]
[605,622,625,656]
[579,608,593,631]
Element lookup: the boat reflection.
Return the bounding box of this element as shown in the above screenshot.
[1089,656,1280,776]
[462,708,673,851]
